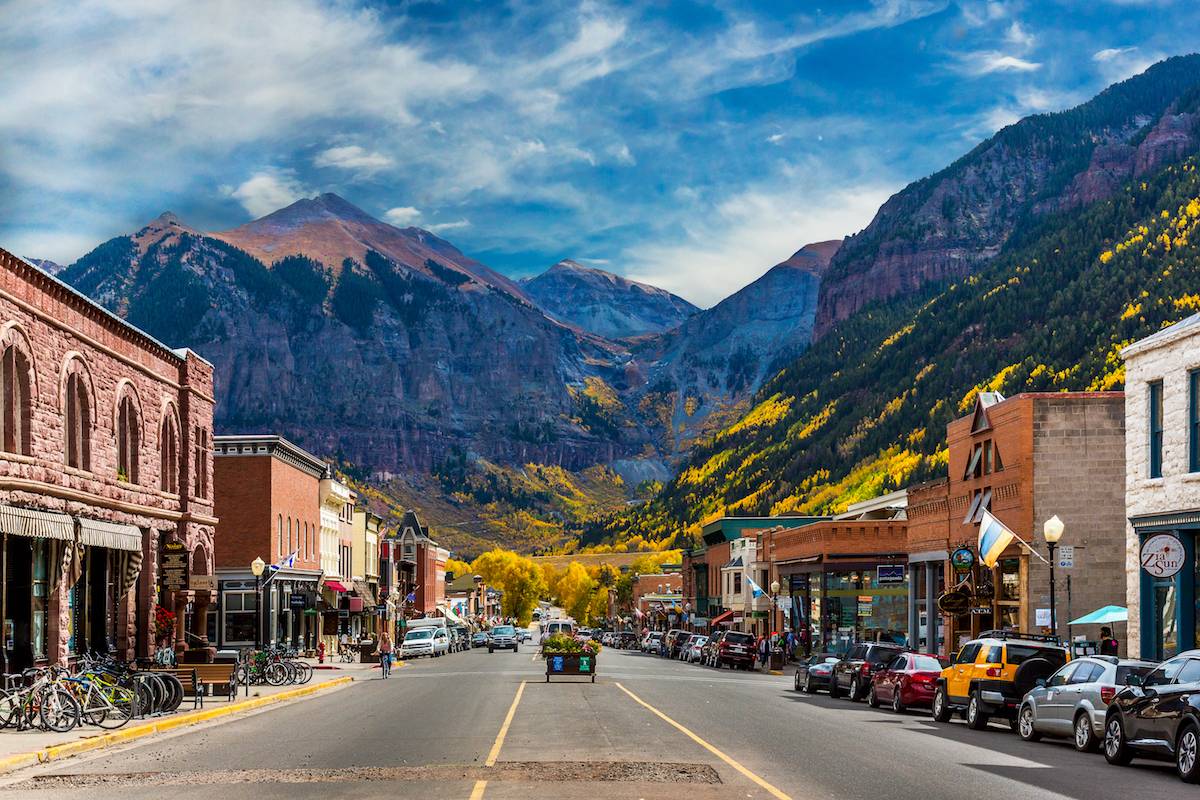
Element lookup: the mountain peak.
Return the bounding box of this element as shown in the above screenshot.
[252,192,378,229]
[150,211,187,228]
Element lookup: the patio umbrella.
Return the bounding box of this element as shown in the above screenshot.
[1068,605,1128,625]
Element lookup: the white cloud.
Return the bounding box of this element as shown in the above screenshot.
[610,143,636,165]
[625,177,890,307]
[1093,46,1135,62]
[314,145,394,172]
[427,219,471,233]
[961,52,1042,75]
[766,133,786,144]
[384,206,422,226]
[1004,21,1034,50]
[1091,45,1159,84]
[228,170,310,218]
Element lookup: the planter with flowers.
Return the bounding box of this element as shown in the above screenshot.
[542,632,600,682]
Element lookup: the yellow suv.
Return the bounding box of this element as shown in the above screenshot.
[932,630,1069,731]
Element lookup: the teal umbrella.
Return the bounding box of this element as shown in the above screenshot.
[1069,605,1128,625]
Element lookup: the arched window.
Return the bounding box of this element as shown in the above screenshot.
[287,517,293,553]
[117,394,140,483]
[160,412,179,493]
[64,371,91,470]
[0,344,31,455]
[193,426,209,498]
[278,515,283,553]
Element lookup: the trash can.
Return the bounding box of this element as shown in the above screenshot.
[358,639,377,663]
[769,648,785,671]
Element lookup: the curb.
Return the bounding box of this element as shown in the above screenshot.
[0,675,355,774]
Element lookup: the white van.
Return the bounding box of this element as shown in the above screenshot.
[400,625,450,658]
[543,620,576,639]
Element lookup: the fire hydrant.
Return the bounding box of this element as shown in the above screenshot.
[317,640,326,664]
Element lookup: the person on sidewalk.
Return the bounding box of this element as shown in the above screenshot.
[375,631,394,679]
[757,635,769,670]
[1099,626,1119,656]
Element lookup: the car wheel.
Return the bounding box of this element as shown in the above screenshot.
[1018,705,1041,742]
[1073,712,1098,752]
[1104,715,1134,766]
[805,674,816,694]
[966,692,990,730]
[932,687,952,723]
[891,689,905,714]
[867,683,879,708]
[794,672,801,692]
[829,678,841,699]
[849,677,861,702]
[1177,723,1200,783]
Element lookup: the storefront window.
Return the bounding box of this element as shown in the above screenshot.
[999,558,1020,601]
[31,541,47,660]
[222,590,258,645]
[824,568,908,653]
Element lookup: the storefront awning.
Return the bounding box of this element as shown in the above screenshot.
[709,609,735,627]
[352,579,378,606]
[77,518,142,551]
[0,505,73,541]
[324,579,349,593]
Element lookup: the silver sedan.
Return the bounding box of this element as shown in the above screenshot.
[1017,656,1157,751]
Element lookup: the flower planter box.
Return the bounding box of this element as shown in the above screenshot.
[543,651,597,682]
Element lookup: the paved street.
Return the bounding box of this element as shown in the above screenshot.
[0,639,1188,800]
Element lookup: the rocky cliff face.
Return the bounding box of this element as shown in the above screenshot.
[813,55,1200,340]
[60,197,649,473]
[520,259,698,339]
[631,240,839,450]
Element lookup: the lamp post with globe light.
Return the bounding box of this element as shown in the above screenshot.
[251,557,266,650]
[770,579,781,636]
[1043,516,1064,638]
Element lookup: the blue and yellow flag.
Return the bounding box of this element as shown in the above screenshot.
[978,509,1015,568]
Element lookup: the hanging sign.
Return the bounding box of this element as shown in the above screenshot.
[159,541,189,592]
[1141,533,1186,578]
[877,565,906,584]
[937,590,970,615]
[950,547,975,574]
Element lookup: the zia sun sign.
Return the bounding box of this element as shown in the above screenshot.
[1140,533,1186,579]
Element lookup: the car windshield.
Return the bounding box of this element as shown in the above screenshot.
[725,632,753,645]
[405,629,433,640]
[912,655,948,671]
[1006,645,1066,667]
[1115,665,1154,685]
[492,626,515,636]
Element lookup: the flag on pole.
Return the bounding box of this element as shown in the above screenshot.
[273,549,299,570]
[747,576,767,599]
[978,509,1015,568]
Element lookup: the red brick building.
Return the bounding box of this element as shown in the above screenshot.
[212,435,326,650]
[0,248,215,670]
[394,510,447,618]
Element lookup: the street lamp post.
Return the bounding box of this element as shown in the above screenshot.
[251,557,266,650]
[1043,516,1064,639]
[770,579,781,637]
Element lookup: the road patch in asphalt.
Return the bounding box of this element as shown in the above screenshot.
[616,682,793,800]
[11,762,722,789]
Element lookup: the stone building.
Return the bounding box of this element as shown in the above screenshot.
[211,435,324,650]
[906,392,1127,655]
[1122,314,1200,659]
[0,248,215,670]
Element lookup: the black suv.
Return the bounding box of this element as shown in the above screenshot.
[830,642,906,701]
[1104,649,1200,783]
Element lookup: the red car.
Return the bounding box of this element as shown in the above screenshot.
[868,652,949,712]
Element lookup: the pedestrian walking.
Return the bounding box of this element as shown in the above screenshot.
[375,631,394,678]
[1099,626,1119,656]
[757,635,769,669]
[785,629,795,662]
[339,630,350,658]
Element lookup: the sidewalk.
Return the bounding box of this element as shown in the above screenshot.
[0,658,384,774]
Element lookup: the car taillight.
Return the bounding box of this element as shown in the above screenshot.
[1100,686,1116,704]
[861,663,872,674]
[985,667,1001,678]
[912,674,933,684]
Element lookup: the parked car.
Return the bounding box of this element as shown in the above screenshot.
[488,624,519,653]
[1104,650,1200,782]
[642,631,663,653]
[664,629,688,658]
[868,652,949,712]
[1018,655,1156,751]
[830,642,906,701]
[933,630,1068,730]
[400,626,449,658]
[795,654,839,693]
[714,630,755,669]
[471,631,489,648]
[685,635,709,663]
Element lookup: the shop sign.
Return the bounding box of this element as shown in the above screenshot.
[376,604,388,614]
[159,541,188,592]
[950,547,975,574]
[969,606,992,615]
[776,595,793,611]
[190,575,216,592]
[692,617,708,626]
[289,593,309,610]
[857,598,873,618]
[937,590,970,615]
[1141,533,1186,579]
[877,565,906,584]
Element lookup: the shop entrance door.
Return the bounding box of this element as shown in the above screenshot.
[1149,576,1179,660]
[5,538,32,671]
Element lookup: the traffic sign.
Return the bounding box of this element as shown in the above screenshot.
[1057,545,1074,569]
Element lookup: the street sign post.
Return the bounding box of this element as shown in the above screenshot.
[1057,545,1074,569]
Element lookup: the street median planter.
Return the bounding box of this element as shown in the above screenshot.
[543,651,597,682]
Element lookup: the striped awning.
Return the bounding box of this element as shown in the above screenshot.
[77,518,143,551]
[0,505,74,541]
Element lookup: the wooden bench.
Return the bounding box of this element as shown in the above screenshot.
[149,664,237,709]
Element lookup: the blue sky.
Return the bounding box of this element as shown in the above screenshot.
[0,0,1195,306]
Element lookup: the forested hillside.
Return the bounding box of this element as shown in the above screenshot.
[591,156,1200,548]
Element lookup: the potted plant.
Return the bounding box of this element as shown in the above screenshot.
[542,633,600,682]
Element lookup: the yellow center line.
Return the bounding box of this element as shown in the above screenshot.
[486,680,526,766]
[468,780,488,800]
[615,681,793,800]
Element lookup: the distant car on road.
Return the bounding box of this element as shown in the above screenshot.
[868,652,949,712]
[471,632,489,648]
[685,635,708,663]
[830,642,906,701]
[642,632,663,653]
[1104,650,1200,782]
[488,625,519,653]
[795,654,839,693]
[1019,656,1156,751]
